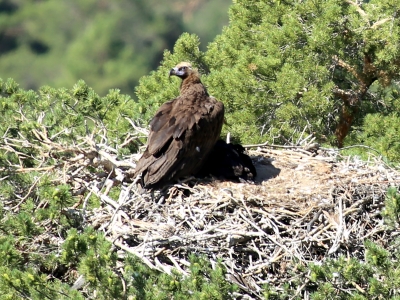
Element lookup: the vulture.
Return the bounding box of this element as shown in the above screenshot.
[197,140,257,182]
[134,62,225,189]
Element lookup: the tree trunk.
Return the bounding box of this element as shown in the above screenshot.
[332,54,378,148]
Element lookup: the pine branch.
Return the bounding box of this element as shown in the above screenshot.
[345,0,368,19]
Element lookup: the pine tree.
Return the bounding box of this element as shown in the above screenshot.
[137,0,400,148]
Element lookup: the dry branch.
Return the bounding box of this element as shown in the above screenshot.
[1,123,399,298]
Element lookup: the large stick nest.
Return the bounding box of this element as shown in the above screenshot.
[2,124,399,298]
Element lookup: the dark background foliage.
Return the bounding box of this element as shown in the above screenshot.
[0,0,231,95]
[1,0,400,298]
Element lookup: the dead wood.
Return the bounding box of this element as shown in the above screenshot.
[1,124,399,298]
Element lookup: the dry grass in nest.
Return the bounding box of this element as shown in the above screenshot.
[2,125,399,298]
[89,146,399,297]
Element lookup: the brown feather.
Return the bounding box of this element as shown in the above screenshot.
[134,62,224,189]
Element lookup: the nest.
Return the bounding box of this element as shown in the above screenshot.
[2,126,399,298]
[88,147,399,298]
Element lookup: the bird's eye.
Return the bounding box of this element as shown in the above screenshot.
[179,66,187,71]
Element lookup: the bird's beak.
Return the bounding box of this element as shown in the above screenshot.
[169,68,177,78]
[169,68,178,82]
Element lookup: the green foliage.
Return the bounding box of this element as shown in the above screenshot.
[0,233,82,299]
[0,77,142,230]
[2,0,400,298]
[343,83,400,161]
[0,78,136,298]
[0,225,123,299]
[0,268,83,300]
[62,228,122,299]
[383,187,400,229]
[0,78,139,153]
[307,239,400,299]
[358,113,400,162]
[124,254,238,299]
[0,236,23,267]
[0,225,238,299]
[136,0,400,148]
[6,211,42,237]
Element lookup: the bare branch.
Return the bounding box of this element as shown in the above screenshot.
[345,0,368,19]
[371,17,391,29]
[333,55,364,84]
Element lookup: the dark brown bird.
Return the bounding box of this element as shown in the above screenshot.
[134,62,224,189]
[197,140,257,182]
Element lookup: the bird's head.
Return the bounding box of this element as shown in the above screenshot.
[169,62,193,79]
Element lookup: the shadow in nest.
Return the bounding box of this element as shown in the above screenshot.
[251,155,281,183]
[196,140,258,183]
[138,140,281,201]
[196,140,282,186]
[134,140,281,204]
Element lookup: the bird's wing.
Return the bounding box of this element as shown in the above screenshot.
[171,97,225,176]
[134,97,191,186]
[147,97,199,155]
[135,96,224,188]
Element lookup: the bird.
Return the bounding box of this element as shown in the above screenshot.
[197,140,257,182]
[134,62,225,189]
